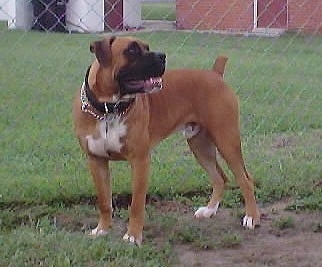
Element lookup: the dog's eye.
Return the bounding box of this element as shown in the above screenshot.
[128,48,137,55]
[127,43,141,56]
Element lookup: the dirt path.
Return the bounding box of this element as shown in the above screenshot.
[174,201,322,267]
[53,199,322,266]
[176,224,322,267]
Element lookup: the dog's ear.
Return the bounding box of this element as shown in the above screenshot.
[90,36,116,67]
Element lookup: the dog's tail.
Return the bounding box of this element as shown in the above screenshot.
[212,55,228,77]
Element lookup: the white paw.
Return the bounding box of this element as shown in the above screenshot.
[122,233,142,247]
[194,202,219,218]
[89,226,108,236]
[242,215,255,229]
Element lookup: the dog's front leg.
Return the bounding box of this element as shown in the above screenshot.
[123,156,150,246]
[88,156,112,236]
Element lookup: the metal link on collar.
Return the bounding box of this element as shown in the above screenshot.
[104,102,109,114]
[80,83,106,120]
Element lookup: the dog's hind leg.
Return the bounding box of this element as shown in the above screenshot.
[187,128,228,218]
[208,126,260,229]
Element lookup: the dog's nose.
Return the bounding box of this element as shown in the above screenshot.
[154,52,166,63]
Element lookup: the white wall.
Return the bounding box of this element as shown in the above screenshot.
[66,0,104,33]
[0,0,33,30]
[0,0,142,32]
[123,0,141,29]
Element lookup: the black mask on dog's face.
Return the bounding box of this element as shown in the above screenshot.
[90,37,166,97]
[116,41,166,96]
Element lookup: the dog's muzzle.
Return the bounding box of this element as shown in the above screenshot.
[124,76,163,94]
[117,52,166,96]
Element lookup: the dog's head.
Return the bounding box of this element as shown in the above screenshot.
[90,36,166,97]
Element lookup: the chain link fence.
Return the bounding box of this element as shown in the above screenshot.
[0,0,321,204]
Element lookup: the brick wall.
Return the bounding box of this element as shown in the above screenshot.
[176,0,322,33]
[288,0,322,33]
[176,0,254,31]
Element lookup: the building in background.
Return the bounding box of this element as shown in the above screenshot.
[0,0,141,32]
[176,0,322,33]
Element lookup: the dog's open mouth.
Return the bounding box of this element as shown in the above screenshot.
[124,77,163,94]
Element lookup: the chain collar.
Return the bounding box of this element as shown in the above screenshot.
[80,66,134,120]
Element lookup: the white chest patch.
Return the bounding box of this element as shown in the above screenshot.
[86,117,127,157]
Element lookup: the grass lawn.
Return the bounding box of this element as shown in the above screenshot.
[142,1,176,21]
[0,30,321,205]
[0,26,321,265]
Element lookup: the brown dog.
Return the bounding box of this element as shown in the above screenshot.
[72,36,260,246]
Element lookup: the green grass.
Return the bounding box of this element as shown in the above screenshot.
[0,226,174,266]
[0,26,321,266]
[0,203,242,265]
[142,1,176,21]
[0,30,321,207]
[272,216,295,230]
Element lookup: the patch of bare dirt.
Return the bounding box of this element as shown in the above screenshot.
[53,199,322,267]
[174,201,322,267]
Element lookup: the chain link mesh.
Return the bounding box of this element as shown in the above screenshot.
[0,0,321,204]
